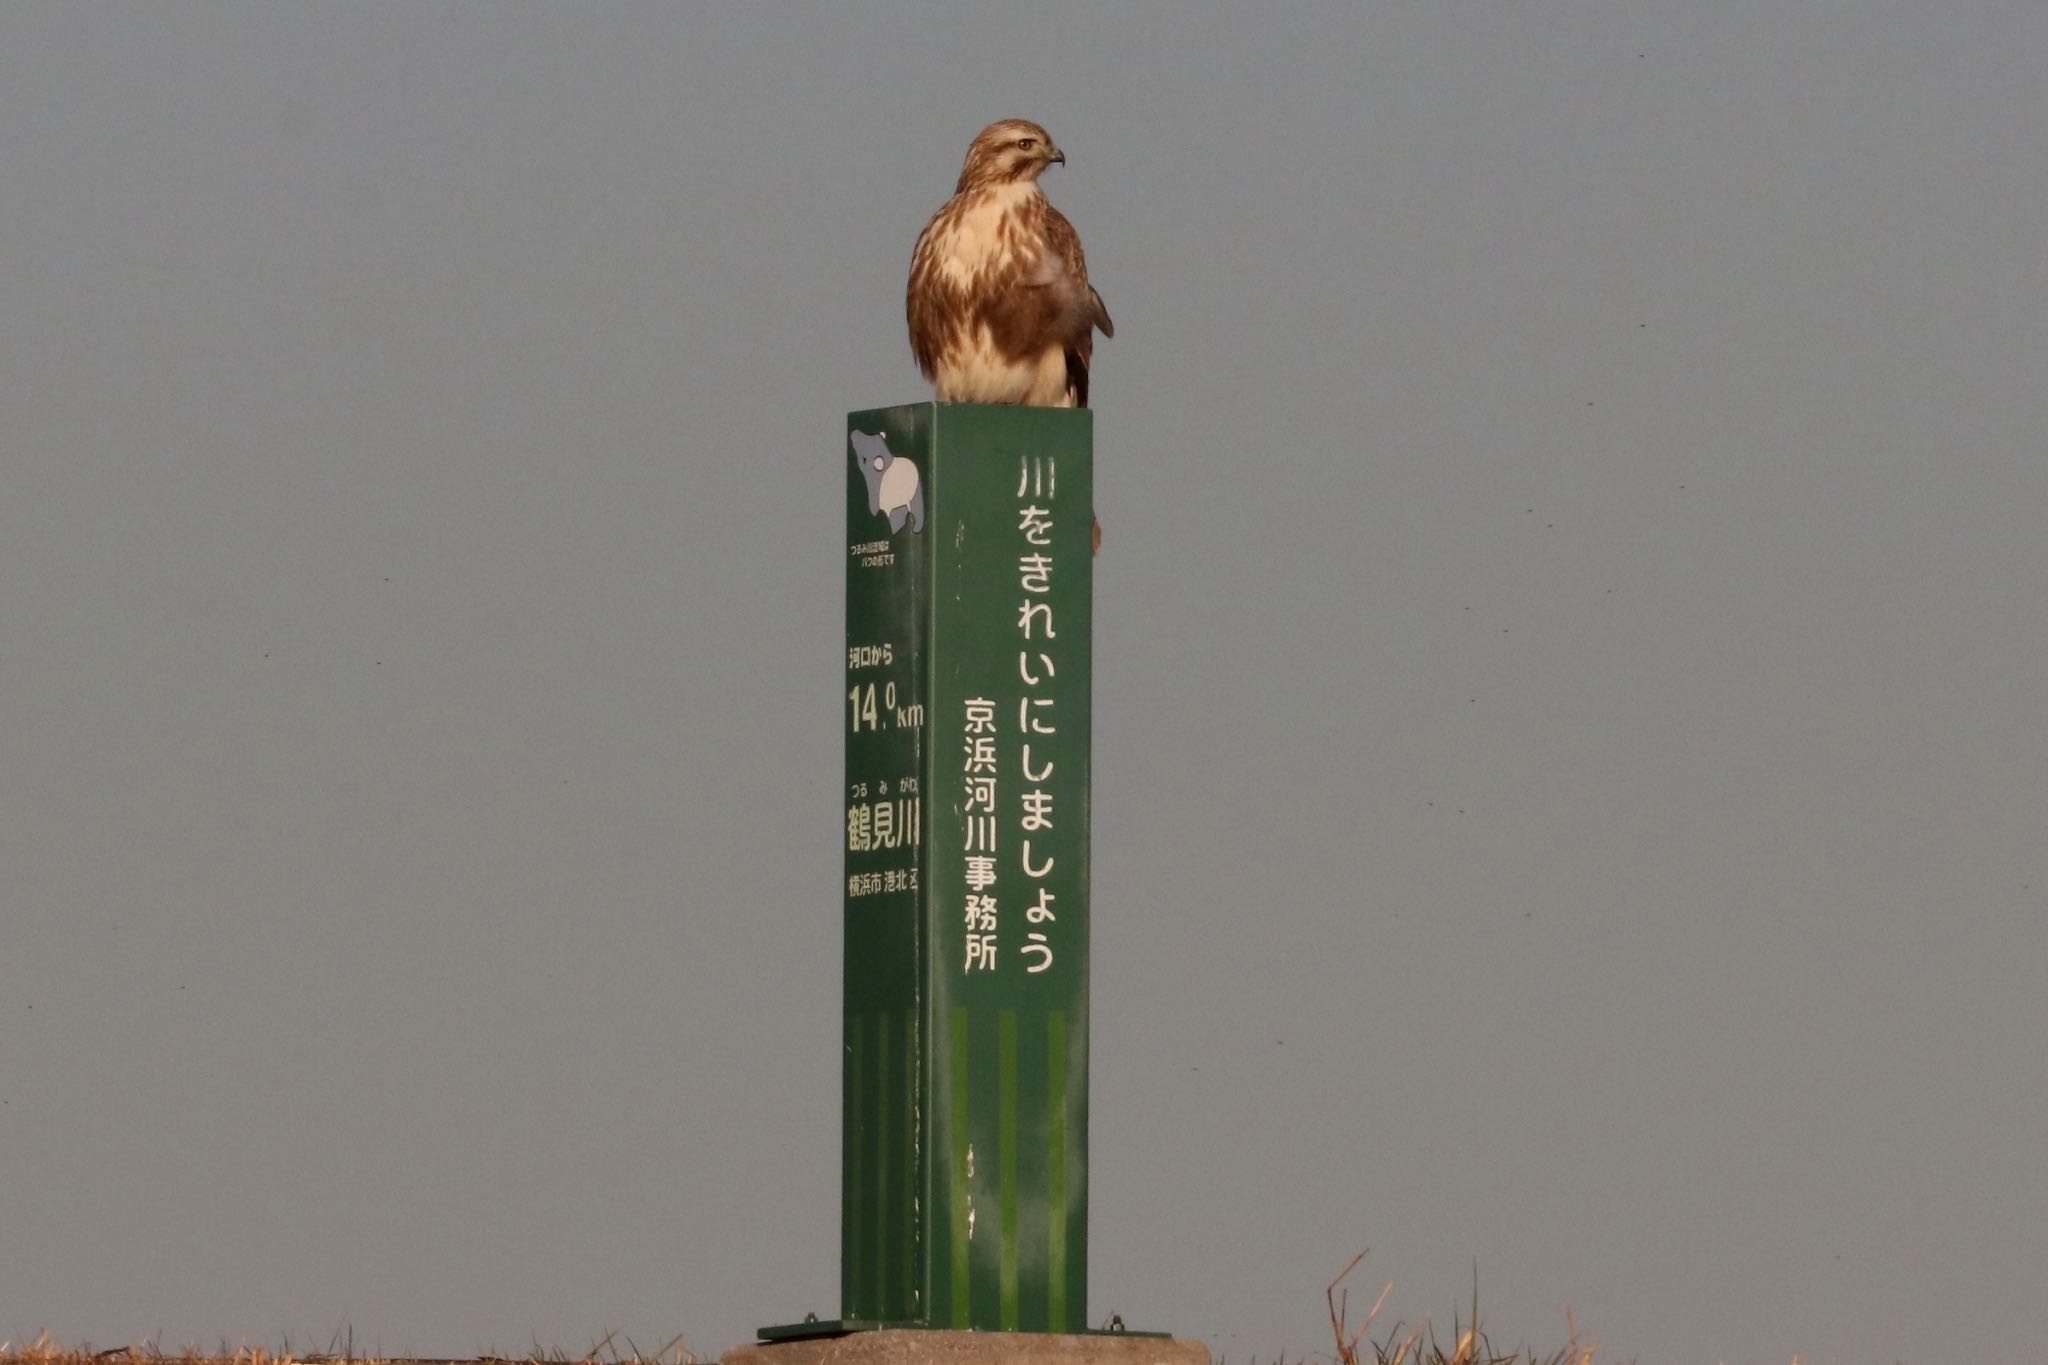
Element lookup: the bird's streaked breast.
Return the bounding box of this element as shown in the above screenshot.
[924,182,1041,287]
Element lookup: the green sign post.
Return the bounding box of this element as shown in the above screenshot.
[827,403,1094,1334]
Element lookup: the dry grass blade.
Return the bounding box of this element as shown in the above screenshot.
[1564,1305,1592,1365]
[1325,1250,1394,1365]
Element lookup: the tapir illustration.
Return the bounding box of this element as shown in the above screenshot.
[850,429,925,534]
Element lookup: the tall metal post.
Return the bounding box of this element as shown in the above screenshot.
[834,403,1093,1333]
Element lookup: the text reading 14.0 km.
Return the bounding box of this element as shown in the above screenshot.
[848,681,925,734]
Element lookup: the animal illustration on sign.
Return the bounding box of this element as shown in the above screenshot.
[850,430,924,534]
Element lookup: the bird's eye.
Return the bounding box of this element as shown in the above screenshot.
[1017,137,1036,150]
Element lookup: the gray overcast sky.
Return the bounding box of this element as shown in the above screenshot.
[3,5,2043,1363]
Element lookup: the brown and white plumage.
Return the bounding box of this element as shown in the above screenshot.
[907,119,1113,407]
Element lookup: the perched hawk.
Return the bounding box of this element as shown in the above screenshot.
[907,119,1113,408]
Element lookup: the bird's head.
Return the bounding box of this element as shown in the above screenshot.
[955,119,1065,192]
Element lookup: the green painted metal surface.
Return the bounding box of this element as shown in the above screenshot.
[840,403,1093,1332]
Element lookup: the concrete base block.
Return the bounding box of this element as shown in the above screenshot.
[724,1331,1208,1365]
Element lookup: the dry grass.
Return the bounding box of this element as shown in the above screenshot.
[4,1260,1846,1365]
[4,1280,1597,1365]
[1324,1251,1596,1365]
[0,1332,700,1365]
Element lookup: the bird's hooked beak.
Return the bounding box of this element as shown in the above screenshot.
[1046,145,1066,167]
